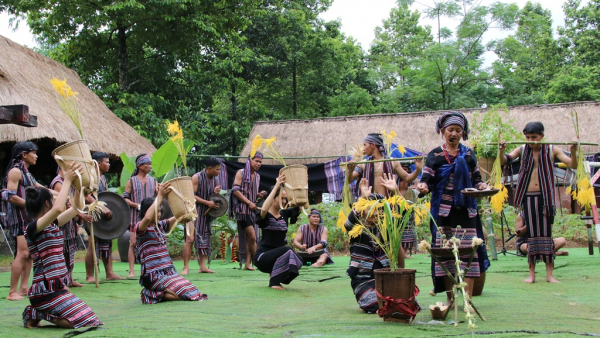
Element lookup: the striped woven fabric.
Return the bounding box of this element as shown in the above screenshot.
[434,227,480,278]
[324,156,349,201]
[125,176,157,230]
[95,174,113,259]
[135,220,174,280]
[522,192,555,264]
[515,145,556,217]
[1,161,36,238]
[193,171,219,256]
[140,270,206,304]
[270,249,303,281]
[229,169,259,221]
[23,289,102,328]
[136,220,206,304]
[344,209,390,313]
[25,221,71,295]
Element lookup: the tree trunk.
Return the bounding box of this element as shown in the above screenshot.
[231,82,237,155]
[292,59,297,117]
[117,21,129,90]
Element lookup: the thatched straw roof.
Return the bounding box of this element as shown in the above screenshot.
[0,35,155,157]
[240,101,600,165]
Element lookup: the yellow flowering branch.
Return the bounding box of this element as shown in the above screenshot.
[250,135,284,165]
[167,120,187,173]
[569,111,595,210]
[49,77,83,139]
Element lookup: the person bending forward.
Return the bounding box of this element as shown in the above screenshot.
[135,182,207,304]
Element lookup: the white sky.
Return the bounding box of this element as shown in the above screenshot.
[0,1,576,67]
[320,0,571,67]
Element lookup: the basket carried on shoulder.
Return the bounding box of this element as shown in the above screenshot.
[165,177,197,224]
[52,140,98,192]
[280,165,309,210]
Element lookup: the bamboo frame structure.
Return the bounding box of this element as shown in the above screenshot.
[485,141,598,146]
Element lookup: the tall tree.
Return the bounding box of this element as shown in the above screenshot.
[406,0,518,110]
[369,0,433,92]
[490,2,563,105]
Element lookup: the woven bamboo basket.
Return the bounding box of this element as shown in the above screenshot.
[52,140,97,192]
[374,268,417,323]
[165,177,195,222]
[279,165,309,208]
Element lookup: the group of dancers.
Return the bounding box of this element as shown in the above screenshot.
[1,110,576,328]
[342,112,576,314]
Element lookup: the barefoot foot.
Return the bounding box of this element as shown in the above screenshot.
[106,274,126,280]
[25,319,41,328]
[271,285,285,290]
[69,280,85,287]
[86,276,95,282]
[547,277,561,283]
[127,273,135,278]
[6,292,24,301]
[311,262,324,267]
[524,277,535,284]
[243,266,256,271]
[199,268,215,273]
[181,268,189,276]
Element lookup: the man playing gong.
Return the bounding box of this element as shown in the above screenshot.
[84,152,125,282]
[182,156,222,274]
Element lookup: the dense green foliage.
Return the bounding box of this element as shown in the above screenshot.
[3,0,600,152]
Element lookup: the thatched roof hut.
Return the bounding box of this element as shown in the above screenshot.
[0,35,155,179]
[241,101,600,165]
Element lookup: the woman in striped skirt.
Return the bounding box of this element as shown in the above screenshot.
[22,162,102,329]
[135,182,207,304]
[417,111,487,305]
[253,174,302,290]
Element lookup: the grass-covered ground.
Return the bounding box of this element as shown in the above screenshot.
[1,248,599,337]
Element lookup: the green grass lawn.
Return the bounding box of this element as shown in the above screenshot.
[1,248,599,337]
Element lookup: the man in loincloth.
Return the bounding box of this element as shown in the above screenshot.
[347,133,421,198]
[182,156,222,274]
[84,152,125,282]
[499,122,577,283]
[514,212,568,257]
[2,141,56,301]
[229,153,266,270]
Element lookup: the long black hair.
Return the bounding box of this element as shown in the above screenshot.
[3,141,38,188]
[25,186,53,218]
[139,197,156,220]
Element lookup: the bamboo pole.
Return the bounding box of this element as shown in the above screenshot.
[340,156,424,166]
[89,223,100,288]
[188,154,344,160]
[485,141,598,146]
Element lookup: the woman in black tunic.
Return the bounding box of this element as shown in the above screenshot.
[253,173,302,290]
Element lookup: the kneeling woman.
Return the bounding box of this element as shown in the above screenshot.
[23,162,102,329]
[135,182,207,304]
[253,174,302,290]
